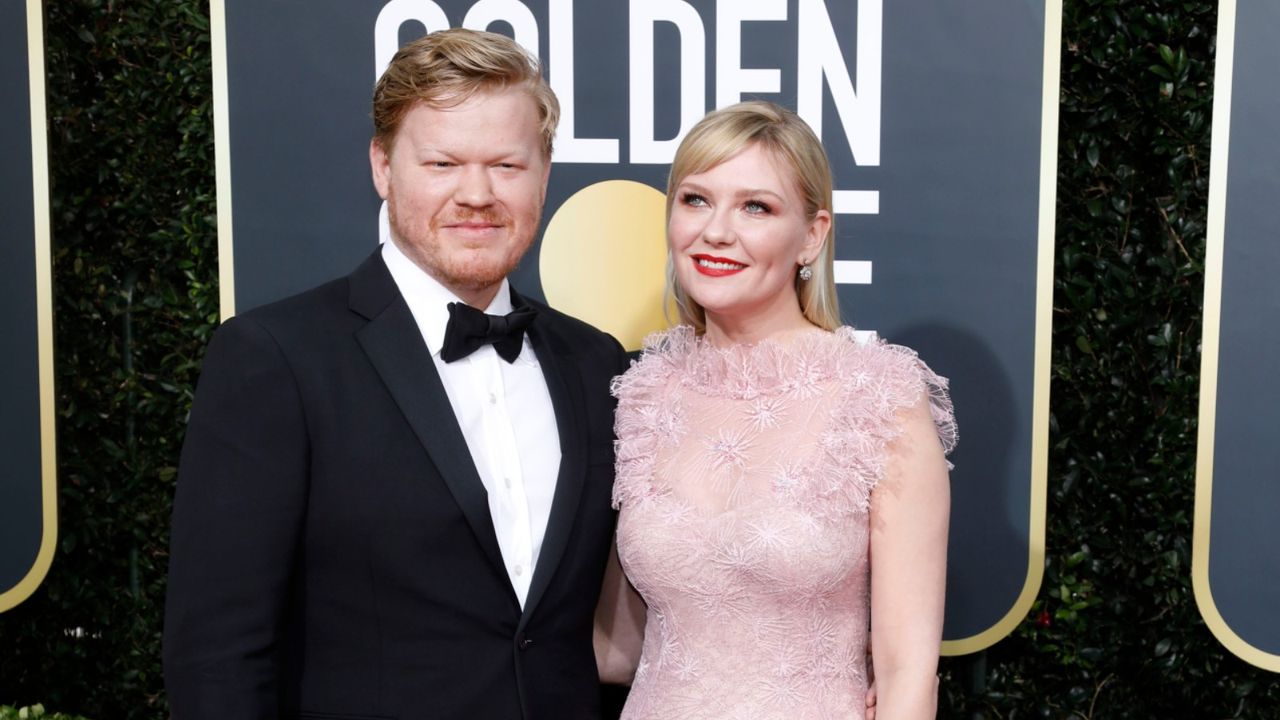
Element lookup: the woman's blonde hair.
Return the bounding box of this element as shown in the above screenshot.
[666,101,840,333]
[372,28,559,158]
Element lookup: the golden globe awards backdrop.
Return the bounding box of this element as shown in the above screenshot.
[0,0,56,613]
[212,0,1060,652]
[1194,0,1280,672]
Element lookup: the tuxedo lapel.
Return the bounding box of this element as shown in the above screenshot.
[518,296,590,626]
[349,251,511,592]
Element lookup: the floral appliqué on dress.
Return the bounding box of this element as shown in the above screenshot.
[611,326,956,720]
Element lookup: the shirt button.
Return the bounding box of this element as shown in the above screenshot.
[488,392,497,405]
[504,477,512,489]
[514,565,524,577]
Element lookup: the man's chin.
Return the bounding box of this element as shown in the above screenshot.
[450,247,530,284]
[439,262,519,295]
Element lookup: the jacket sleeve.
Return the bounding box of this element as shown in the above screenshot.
[163,315,309,718]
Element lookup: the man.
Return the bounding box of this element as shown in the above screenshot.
[164,28,628,719]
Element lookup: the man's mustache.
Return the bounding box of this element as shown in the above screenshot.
[436,210,508,227]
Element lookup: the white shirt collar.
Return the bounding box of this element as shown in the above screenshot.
[381,239,515,357]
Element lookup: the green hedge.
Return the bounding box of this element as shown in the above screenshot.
[1,1,1277,718]
[939,1,1279,717]
[0,706,89,720]
[0,1,217,717]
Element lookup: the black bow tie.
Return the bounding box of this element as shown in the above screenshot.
[439,302,537,363]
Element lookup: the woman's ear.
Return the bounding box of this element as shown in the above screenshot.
[802,209,833,263]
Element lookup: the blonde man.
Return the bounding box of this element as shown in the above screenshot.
[165,29,627,719]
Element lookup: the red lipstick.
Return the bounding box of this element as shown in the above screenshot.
[691,254,747,277]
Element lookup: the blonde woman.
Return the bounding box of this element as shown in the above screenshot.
[596,101,956,719]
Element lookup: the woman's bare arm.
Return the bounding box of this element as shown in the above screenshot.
[594,538,647,685]
[868,396,951,718]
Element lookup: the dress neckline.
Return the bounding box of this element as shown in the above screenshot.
[644,325,862,399]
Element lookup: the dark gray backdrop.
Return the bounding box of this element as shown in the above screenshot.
[220,0,1053,647]
[1202,0,1280,661]
[0,0,47,608]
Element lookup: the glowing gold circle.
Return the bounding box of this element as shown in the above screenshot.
[540,180,674,351]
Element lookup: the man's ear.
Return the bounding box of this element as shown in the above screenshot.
[538,151,553,202]
[370,137,391,200]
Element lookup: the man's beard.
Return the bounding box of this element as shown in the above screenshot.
[386,193,534,294]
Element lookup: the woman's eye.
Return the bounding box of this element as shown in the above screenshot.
[744,200,771,214]
[681,193,707,207]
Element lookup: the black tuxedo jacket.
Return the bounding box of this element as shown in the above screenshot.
[163,250,629,720]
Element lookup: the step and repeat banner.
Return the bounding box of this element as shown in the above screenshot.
[212,0,1060,652]
[0,0,56,613]
[1194,0,1280,672]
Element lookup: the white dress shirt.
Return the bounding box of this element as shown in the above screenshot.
[382,240,561,607]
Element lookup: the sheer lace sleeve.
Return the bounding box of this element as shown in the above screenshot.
[609,328,695,509]
[806,329,957,518]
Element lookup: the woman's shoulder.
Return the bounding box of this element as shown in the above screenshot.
[609,325,697,401]
[825,326,935,381]
[825,326,958,456]
[640,324,701,360]
[796,327,956,516]
[610,327,698,510]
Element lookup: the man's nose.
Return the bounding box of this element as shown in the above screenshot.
[454,165,495,207]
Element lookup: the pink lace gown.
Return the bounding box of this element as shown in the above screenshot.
[611,326,956,720]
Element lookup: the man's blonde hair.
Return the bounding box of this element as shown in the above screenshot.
[372,28,559,157]
[666,101,841,333]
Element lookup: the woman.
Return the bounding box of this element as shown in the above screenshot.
[595,101,956,719]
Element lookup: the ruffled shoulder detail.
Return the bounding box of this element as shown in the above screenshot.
[608,327,696,509]
[608,325,957,515]
[794,328,957,518]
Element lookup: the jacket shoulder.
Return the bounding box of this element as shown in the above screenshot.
[231,275,350,328]
[527,298,624,353]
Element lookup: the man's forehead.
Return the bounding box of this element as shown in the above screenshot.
[393,93,543,155]
[413,85,537,114]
